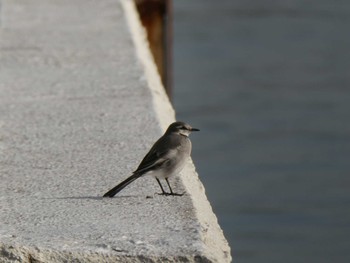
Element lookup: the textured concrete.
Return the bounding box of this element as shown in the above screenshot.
[0,0,231,262]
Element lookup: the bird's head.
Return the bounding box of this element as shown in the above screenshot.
[166,121,200,137]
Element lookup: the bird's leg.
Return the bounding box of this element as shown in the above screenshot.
[165,178,174,194]
[156,178,170,195]
[165,178,185,196]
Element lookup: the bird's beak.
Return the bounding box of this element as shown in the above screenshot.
[191,128,200,132]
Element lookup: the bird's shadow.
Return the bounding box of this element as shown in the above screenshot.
[44,195,143,201]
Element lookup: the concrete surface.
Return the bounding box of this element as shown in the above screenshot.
[0,0,231,262]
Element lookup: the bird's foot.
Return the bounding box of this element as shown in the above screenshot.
[156,192,185,196]
[157,192,171,196]
[169,192,185,196]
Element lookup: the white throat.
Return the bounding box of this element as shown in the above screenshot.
[179,130,190,137]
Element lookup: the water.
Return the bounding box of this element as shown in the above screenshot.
[173,1,350,262]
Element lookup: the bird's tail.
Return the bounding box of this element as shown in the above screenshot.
[103,172,142,198]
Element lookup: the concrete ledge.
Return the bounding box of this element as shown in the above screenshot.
[0,0,231,262]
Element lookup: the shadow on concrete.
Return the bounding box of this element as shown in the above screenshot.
[44,195,147,200]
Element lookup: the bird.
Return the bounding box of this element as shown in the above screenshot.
[103,121,199,197]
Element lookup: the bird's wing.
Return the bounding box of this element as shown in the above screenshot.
[133,134,181,175]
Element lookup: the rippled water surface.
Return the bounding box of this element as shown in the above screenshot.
[173,1,350,262]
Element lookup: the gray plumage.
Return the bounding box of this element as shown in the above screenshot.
[103,121,199,197]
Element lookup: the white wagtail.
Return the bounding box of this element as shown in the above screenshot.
[103,121,199,197]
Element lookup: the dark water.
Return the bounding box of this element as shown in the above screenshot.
[173,1,350,262]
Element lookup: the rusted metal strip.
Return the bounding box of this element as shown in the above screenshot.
[135,0,173,99]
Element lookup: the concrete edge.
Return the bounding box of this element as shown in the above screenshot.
[0,243,210,263]
[119,0,175,129]
[120,1,232,262]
